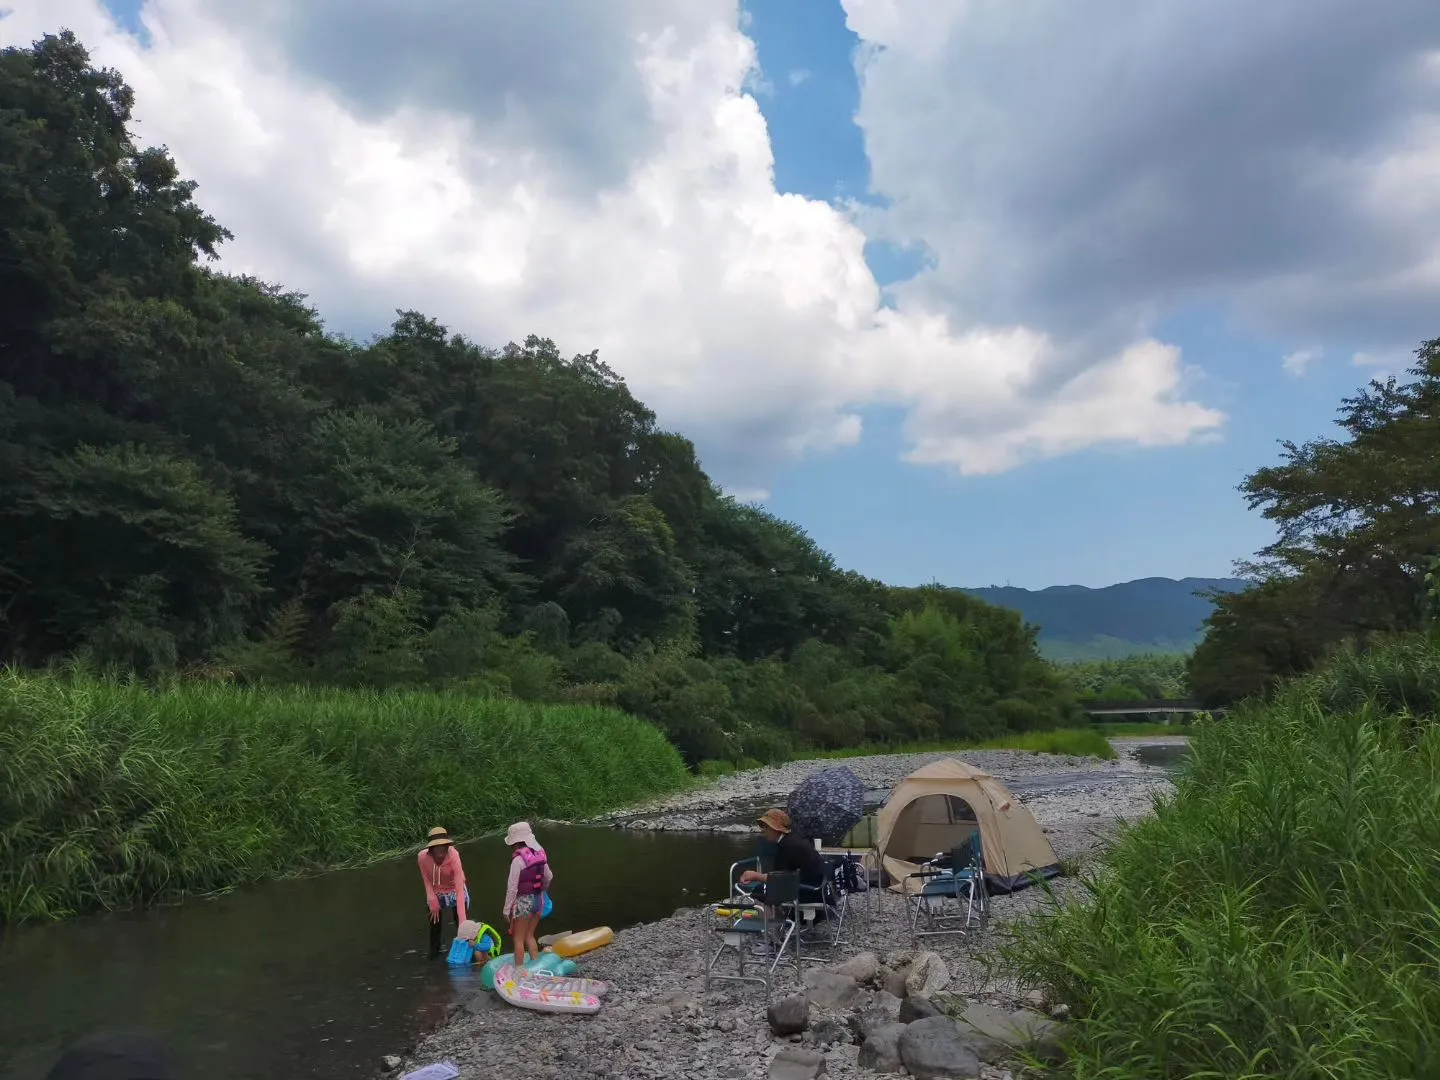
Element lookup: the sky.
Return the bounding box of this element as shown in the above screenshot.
[3,1,1438,589]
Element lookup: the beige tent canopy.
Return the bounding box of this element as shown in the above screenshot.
[876,758,1060,894]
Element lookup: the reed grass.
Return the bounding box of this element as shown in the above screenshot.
[810,727,1117,761]
[0,670,688,923]
[1005,636,1440,1079]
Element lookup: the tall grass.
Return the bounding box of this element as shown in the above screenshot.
[1006,636,1440,1079]
[810,727,1117,761]
[0,670,689,923]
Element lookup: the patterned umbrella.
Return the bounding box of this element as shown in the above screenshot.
[787,766,865,845]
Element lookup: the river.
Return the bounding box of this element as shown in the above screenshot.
[0,827,752,1080]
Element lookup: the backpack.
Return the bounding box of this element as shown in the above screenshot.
[515,846,548,896]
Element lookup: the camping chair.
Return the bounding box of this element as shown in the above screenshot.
[703,866,801,992]
[903,830,988,945]
[791,867,847,960]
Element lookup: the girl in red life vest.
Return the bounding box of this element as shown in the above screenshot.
[502,821,552,966]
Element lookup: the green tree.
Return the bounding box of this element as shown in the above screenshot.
[280,411,517,622]
[2,444,266,669]
[1193,338,1440,703]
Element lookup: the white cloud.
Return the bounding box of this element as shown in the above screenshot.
[787,68,811,86]
[1282,348,1321,377]
[0,0,1225,486]
[842,0,1440,366]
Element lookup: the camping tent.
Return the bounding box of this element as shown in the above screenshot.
[876,758,1060,894]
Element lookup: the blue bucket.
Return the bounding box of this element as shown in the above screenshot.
[446,937,476,966]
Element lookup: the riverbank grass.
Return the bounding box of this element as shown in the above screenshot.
[809,726,1118,762]
[1007,636,1440,1079]
[0,671,689,923]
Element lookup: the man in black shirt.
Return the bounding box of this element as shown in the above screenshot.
[739,808,827,895]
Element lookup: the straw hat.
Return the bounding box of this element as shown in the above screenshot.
[756,808,791,834]
[424,826,453,850]
[504,821,539,848]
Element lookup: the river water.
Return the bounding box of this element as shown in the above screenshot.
[0,827,752,1080]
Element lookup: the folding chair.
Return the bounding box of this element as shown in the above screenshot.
[793,852,864,958]
[702,866,801,992]
[904,830,988,945]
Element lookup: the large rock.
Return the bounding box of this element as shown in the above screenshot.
[849,990,903,1042]
[955,1003,1068,1065]
[770,1047,827,1080]
[881,965,910,999]
[802,969,865,1011]
[905,952,952,997]
[832,951,880,985]
[857,1022,908,1074]
[899,995,942,1024]
[898,1016,982,1080]
[768,993,811,1036]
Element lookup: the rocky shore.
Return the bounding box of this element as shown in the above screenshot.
[390,739,1182,1080]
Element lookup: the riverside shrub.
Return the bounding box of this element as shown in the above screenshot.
[1006,636,1440,1079]
[0,670,688,922]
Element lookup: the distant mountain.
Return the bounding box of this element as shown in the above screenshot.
[961,577,1249,661]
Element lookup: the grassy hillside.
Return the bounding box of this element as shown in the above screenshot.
[962,577,1247,659]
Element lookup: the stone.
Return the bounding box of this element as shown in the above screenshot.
[770,1047,827,1080]
[954,1004,1067,1065]
[1022,988,1047,1010]
[849,991,903,1042]
[768,992,812,1036]
[882,966,911,1000]
[899,995,943,1024]
[905,952,952,997]
[802,969,864,1011]
[832,951,881,985]
[717,1017,737,1034]
[810,1018,850,1047]
[1049,1003,1071,1021]
[898,1016,982,1079]
[380,1056,401,1073]
[857,1022,908,1074]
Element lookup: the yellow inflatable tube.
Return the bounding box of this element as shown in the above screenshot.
[551,926,614,958]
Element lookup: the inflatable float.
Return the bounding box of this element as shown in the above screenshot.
[551,926,613,958]
[523,966,610,998]
[479,949,577,991]
[493,962,603,1015]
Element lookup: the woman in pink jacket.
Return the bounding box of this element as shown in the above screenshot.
[418,826,468,957]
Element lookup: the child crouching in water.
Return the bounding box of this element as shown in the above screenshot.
[502,821,552,966]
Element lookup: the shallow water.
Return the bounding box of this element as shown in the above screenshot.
[1132,741,1191,771]
[0,827,751,1080]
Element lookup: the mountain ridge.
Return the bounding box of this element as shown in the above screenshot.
[960,576,1248,661]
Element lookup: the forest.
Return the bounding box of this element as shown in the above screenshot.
[1187,335,1440,705]
[0,32,1086,773]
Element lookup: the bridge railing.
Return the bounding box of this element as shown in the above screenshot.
[1082,698,1202,712]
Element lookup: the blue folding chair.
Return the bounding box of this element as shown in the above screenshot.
[903,830,988,944]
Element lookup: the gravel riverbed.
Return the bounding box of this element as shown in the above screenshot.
[392,738,1183,1080]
